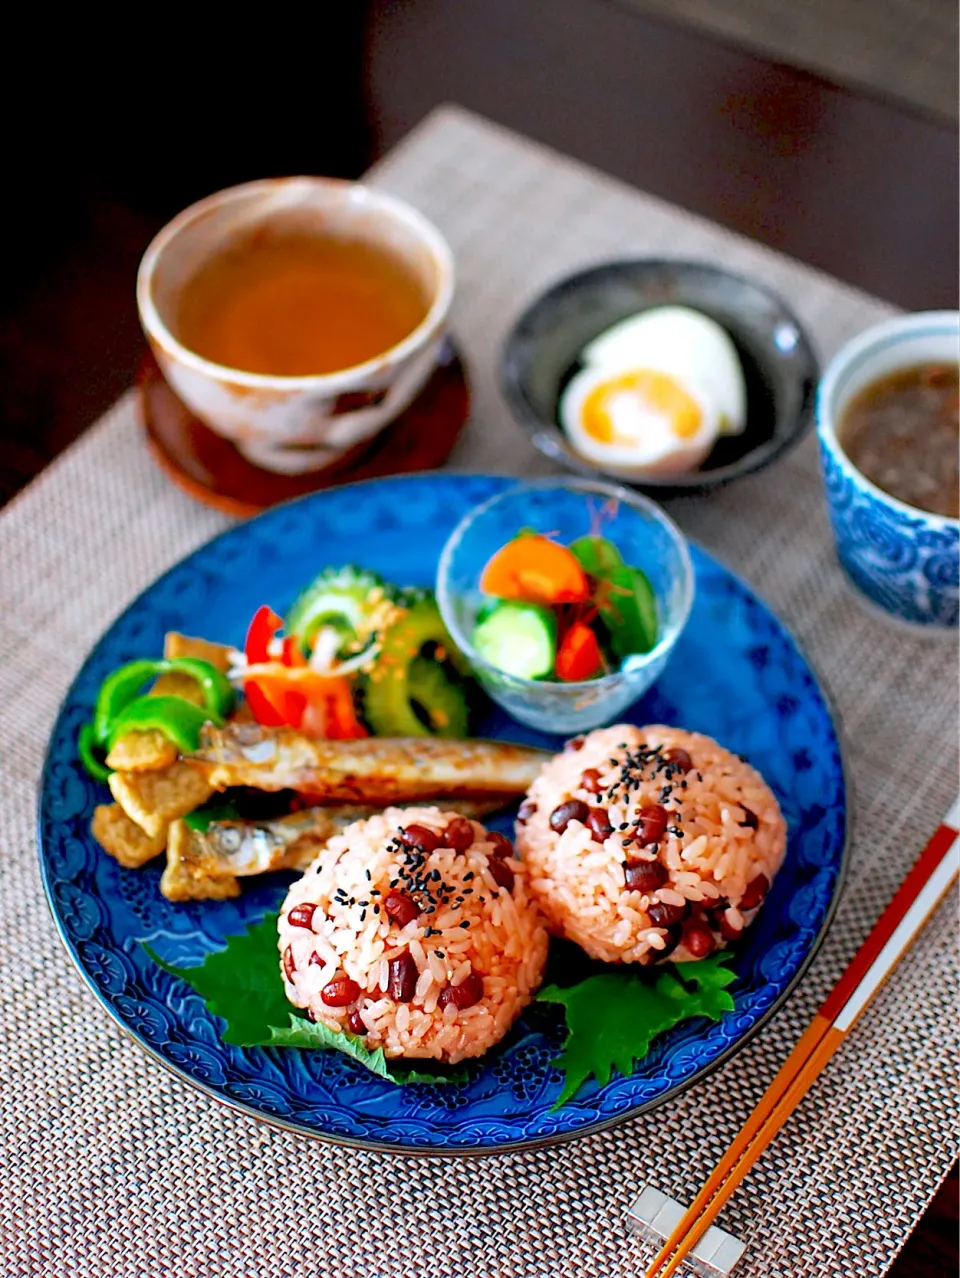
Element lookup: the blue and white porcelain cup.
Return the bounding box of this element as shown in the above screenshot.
[816,312,959,630]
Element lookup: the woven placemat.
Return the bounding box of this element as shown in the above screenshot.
[1,107,956,1278]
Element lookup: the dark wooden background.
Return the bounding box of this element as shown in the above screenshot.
[1,2,955,1269]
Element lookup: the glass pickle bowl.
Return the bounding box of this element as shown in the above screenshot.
[436,478,694,733]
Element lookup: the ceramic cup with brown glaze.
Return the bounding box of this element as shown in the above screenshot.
[137,177,454,475]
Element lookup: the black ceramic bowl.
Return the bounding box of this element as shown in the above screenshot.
[500,259,819,492]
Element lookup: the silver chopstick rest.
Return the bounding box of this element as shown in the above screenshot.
[626,1186,746,1276]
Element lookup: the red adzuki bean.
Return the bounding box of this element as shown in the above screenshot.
[287,903,317,929]
[635,804,668,846]
[549,799,589,833]
[646,900,690,928]
[663,748,693,774]
[487,857,515,891]
[282,947,296,980]
[623,860,668,893]
[516,798,537,825]
[586,807,613,843]
[388,952,418,1003]
[383,890,420,927]
[580,768,603,794]
[717,911,743,942]
[486,831,514,857]
[682,921,716,959]
[347,1009,367,1035]
[443,817,475,852]
[321,976,361,1007]
[399,824,440,853]
[739,874,770,911]
[438,972,484,1011]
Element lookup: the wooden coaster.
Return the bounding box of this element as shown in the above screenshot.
[137,342,470,517]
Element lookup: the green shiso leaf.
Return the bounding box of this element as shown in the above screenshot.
[537,953,737,1108]
[147,912,735,1104]
[145,911,467,1085]
[146,912,290,1046]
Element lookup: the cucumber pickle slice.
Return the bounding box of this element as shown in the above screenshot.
[472,601,557,680]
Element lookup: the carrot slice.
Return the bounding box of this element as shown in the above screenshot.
[555,621,603,681]
[480,535,589,604]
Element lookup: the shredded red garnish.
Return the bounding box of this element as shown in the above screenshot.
[241,604,366,738]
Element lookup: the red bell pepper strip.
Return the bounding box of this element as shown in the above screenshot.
[281,635,308,668]
[242,603,367,737]
[244,678,288,727]
[555,621,604,682]
[245,605,283,665]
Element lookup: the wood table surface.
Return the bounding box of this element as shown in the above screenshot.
[1,2,956,1271]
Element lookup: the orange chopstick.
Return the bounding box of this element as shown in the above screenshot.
[645,800,960,1278]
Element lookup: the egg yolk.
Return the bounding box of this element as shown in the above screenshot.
[581,369,702,443]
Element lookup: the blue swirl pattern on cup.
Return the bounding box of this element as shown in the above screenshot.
[816,313,959,628]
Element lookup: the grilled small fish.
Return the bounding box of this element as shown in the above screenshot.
[161,808,357,901]
[159,796,513,901]
[195,807,370,875]
[188,724,551,803]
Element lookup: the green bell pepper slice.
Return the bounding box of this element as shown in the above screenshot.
[162,657,236,720]
[91,657,235,747]
[81,655,236,784]
[78,723,113,783]
[92,659,165,746]
[105,696,223,756]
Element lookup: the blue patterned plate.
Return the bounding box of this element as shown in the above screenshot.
[38,474,848,1154]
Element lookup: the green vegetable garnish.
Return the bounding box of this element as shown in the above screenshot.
[285,565,396,656]
[80,656,237,783]
[570,536,658,657]
[472,600,557,680]
[105,695,222,755]
[538,954,737,1107]
[160,657,236,721]
[405,656,470,737]
[568,534,624,578]
[91,659,164,746]
[78,723,112,783]
[363,597,470,738]
[600,563,658,657]
[183,798,243,832]
[144,913,736,1102]
[91,657,234,747]
[145,912,467,1086]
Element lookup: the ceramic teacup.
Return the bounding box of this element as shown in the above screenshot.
[137,177,454,475]
[816,311,959,629]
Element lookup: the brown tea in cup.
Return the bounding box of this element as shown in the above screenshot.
[138,177,454,475]
[174,230,430,377]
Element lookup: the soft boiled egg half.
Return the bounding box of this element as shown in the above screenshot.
[558,306,747,478]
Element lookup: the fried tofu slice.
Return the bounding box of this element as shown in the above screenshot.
[163,632,234,673]
[109,761,214,838]
[106,730,179,773]
[92,803,168,868]
[150,669,208,705]
[160,819,241,901]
